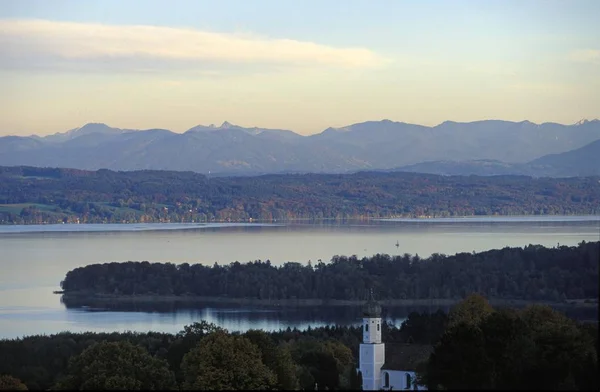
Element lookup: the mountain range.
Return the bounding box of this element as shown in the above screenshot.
[1,119,599,177]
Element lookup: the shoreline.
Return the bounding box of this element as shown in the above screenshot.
[59,293,599,309]
[1,214,599,232]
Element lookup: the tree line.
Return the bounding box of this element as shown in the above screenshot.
[1,166,599,224]
[0,311,444,391]
[61,242,599,302]
[0,296,597,390]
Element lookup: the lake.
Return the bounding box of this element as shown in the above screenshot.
[0,216,598,339]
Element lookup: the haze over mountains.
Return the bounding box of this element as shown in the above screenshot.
[1,119,599,177]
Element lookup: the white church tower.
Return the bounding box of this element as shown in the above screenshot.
[359,289,385,390]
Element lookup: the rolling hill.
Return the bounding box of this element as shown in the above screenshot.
[394,137,600,177]
[527,138,600,177]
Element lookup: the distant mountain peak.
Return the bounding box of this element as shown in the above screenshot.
[74,122,114,130]
[323,126,351,133]
[82,122,109,127]
[575,118,599,126]
[187,122,241,133]
[438,120,458,126]
[58,123,118,137]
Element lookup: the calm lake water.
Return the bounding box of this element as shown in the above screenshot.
[1,216,598,339]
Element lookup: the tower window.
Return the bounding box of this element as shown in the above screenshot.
[377,323,380,331]
[365,323,369,332]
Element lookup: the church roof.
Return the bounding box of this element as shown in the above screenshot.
[382,344,433,371]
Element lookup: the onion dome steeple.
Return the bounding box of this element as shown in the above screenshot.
[362,288,382,318]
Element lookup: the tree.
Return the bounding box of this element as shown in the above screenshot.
[421,303,599,390]
[297,350,340,390]
[290,340,342,390]
[518,305,598,390]
[447,293,494,329]
[348,365,362,390]
[53,341,176,390]
[0,375,28,391]
[272,344,300,390]
[179,321,225,338]
[244,330,299,390]
[323,341,354,389]
[181,331,276,390]
[167,321,226,377]
[423,322,493,389]
[399,310,448,344]
[478,309,534,389]
[574,323,599,390]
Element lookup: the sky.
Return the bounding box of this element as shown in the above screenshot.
[1,0,599,136]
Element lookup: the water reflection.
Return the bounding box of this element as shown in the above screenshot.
[1,295,596,340]
[61,298,598,324]
[60,298,425,330]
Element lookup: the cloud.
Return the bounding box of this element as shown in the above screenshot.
[569,49,600,65]
[0,19,388,72]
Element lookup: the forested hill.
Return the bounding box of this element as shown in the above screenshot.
[1,166,600,224]
[60,242,599,303]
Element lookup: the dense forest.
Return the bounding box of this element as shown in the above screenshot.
[1,166,599,224]
[60,242,599,303]
[419,296,598,390]
[0,312,441,391]
[0,297,597,390]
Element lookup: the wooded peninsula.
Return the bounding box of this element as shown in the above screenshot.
[1,166,600,224]
[60,242,599,305]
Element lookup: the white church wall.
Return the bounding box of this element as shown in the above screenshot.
[381,370,426,390]
[359,342,385,391]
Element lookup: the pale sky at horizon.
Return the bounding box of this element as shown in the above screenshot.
[1,0,599,136]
